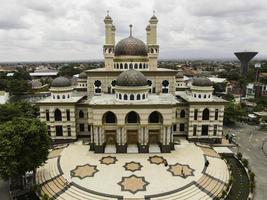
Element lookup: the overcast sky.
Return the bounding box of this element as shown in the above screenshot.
[0,0,266,62]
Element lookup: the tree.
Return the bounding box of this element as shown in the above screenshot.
[224,102,246,124]
[0,118,51,180]
[8,79,31,94]
[13,67,31,80]
[0,101,39,123]
[59,64,82,77]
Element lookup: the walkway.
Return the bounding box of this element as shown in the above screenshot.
[36,141,229,199]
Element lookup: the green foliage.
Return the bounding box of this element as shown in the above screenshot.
[8,79,31,94]
[237,152,243,160]
[59,64,82,77]
[0,101,39,123]
[13,67,31,80]
[213,82,227,93]
[224,102,246,124]
[242,158,249,168]
[0,118,51,180]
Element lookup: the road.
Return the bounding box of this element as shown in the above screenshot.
[0,179,9,200]
[224,123,267,200]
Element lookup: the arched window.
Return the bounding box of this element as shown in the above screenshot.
[54,109,62,121]
[62,95,65,99]
[57,95,60,99]
[119,93,122,99]
[124,94,128,100]
[126,111,139,123]
[129,63,133,69]
[162,80,169,93]
[134,63,138,69]
[148,111,163,123]
[143,63,146,68]
[124,63,128,69]
[215,109,219,120]
[67,94,70,98]
[204,94,207,98]
[142,94,145,99]
[130,94,134,100]
[180,110,185,118]
[66,110,70,121]
[202,108,210,120]
[103,111,117,124]
[198,94,201,98]
[94,80,101,94]
[137,94,141,100]
[139,63,142,68]
[53,95,55,99]
[120,63,123,69]
[79,110,84,118]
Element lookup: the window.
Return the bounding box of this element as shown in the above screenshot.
[79,110,84,118]
[137,94,141,100]
[126,111,139,123]
[124,94,128,100]
[66,110,70,121]
[79,124,85,132]
[55,125,63,136]
[134,63,138,69]
[46,110,50,121]
[104,112,116,123]
[94,80,101,94]
[88,125,91,132]
[142,94,145,99]
[67,125,71,136]
[47,125,51,136]
[180,123,185,131]
[54,109,62,121]
[213,125,217,136]
[130,94,134,100]
[202,108,210,120]
[215,109,219,120]
[162,80,169,93]
[119,93,122,99]
[180,110,185,118]
[57,95,60,99]
[152,87,156,93]
[62,95,65,99]
[201,125,209,136]
[149,111,162,123]
[194,109,198,120]
[129,63,133,69]
[173,124,177,131]
[193,125,197,136]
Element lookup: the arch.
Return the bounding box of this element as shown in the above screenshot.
[119,93,122,99]
[137,94,141,100]
[130,94,134,100]
[143,63,146,68]
[57,95,60,99]
[134,63,138,69]
[54,109,62,121]
[124,63,128,69]
[142,94,145,99]
[103,111,117,124]
[79,110,84,118]
[202,108,210,120]
[120,63,123,69]
[180,110,185,118]
[198,94,201,98]
[124,94,128,100]
[126,111,140,123]
[129,63,133,69]
[62,95,65,99]
[148,111,163,123]
[139,63,142,68]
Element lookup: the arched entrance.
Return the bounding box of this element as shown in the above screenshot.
[148,111,163,144]
[125,111,140,145]
[102,111,117,145]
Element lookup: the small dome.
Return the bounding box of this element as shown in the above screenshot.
[51,77,71,87]
[115,36,147,56]
[116,70,147,87]
[176,72,184,79]
[192,77,213,87]
[79,72,87,79]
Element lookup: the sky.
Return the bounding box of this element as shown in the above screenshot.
[0,0,267,62]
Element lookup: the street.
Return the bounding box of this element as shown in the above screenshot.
[224,123,267,200]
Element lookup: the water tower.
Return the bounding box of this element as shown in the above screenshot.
[234,52,258,77]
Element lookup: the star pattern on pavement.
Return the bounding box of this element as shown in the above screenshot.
[147,155,165,165]
[167,163,194,178]
[99,156,118,165]
[123,161,143,172]
[70,164,99,179]
[118,174,149,194]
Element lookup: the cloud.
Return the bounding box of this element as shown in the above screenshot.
[0,0,267,61]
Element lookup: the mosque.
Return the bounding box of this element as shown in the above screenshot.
[37,13,226,153]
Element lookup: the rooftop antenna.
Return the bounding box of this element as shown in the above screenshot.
[129,24,133,37]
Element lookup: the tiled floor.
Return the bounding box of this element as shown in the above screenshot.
[36,140,229,199]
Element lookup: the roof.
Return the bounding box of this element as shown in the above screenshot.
[115,36,147,56]
[116,70,147,87]
[208,77,226,83]
[192,77,213,87]
[88,93,178,105]
[51,77,72,87]
[30,71,58,76]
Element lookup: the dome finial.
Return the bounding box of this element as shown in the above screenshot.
[153,10,156,15]
[129,24,133,37]
[107,10,110,16]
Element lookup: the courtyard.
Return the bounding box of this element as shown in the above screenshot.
[36,140,229,200]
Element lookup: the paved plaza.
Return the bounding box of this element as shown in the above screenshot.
[36,140,229,200]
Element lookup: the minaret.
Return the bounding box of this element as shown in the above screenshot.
[147,11,159,70]
[103,11,115,70]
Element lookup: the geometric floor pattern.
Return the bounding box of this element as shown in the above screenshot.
[36,141,230,199]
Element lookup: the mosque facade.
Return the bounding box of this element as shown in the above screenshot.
[37,13,226,153]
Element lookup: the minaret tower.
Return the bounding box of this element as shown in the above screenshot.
[147,11,159,70]
[103,11,115,70]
